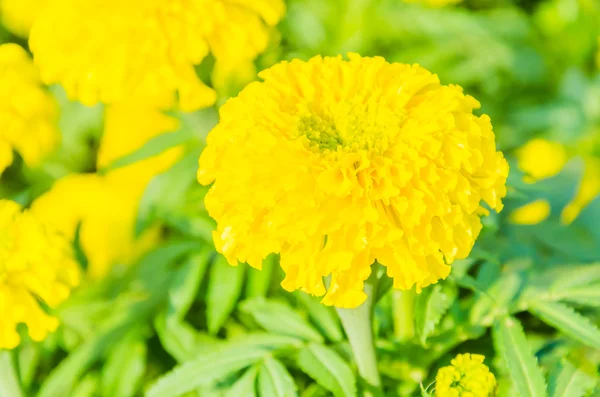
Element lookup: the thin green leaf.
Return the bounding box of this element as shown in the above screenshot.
[168,251,211,318]
[493,316,547,397]
[246,255,275,298]
[471,272,523,326]
[101,337,147,397]
[529,301,600,349]
[297,344,356,397]
[71,374,100,397]
[207,255,246,335]
[258,357,298,397]
[296,292,344,342]
[225,367,258,397]
[0,351,23,397]
[548,359,597,397]
[101,128,195,173]
[420,383,433,397]
[240,298,324,342]
[415,284,454,346]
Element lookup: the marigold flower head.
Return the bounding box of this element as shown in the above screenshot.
[0,43,58,175]
[435,354,496,397]
[0,199,79,349]
[29,0,285,110]
[516,138,567,182]
[0,0,45,37]
[199,54,508,308]
[509,199,551,225]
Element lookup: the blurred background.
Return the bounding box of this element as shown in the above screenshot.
[0,0,599,396]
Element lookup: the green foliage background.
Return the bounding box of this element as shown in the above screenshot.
[1,0,600,396]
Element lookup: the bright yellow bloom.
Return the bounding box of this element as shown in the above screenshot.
[404,0,461,7]
[199,54,508,308]
[561,157,600,225]
[31,106,181,279]
[509,199,551,225]
[0,199,79,349]
[0,43,58,175]
[516,138,567,182]
[29,0,285,110]
[435,354,496,397]
[0,0,45,37]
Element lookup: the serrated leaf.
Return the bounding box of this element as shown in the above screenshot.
[471,272,523,326]
[168,251,211,318]
[297,344,356,397]
[529,301,600,349]
[207,255,246,335]
[415,284,454,345]
[246,255,275,298]
[240,298,324,342]
[225,367,258,397]
[258,357,298,397]
[146,334,302,397]
[553,285,600,308]
[296,292,343,342]
[493,316,547,397]
[154,313,218,363]
[548,359,597,397]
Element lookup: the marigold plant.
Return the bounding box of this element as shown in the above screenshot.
[435,353,496,397]
[29,0,285,110]
[0,199,79,349]
[0,43,58,175]
[199,54,508,308]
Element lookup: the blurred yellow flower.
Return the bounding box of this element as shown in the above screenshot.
[0,0,45,37]
[0,43,58,175]
[435,353,496,397]
[31,106,181,279]
[29,0,285,110]
[561,157,600,225]
[199,54,508,308]
[516,138,567,182]
[509,199,551,225]
[0,199,79,349]
[404,0,461,7]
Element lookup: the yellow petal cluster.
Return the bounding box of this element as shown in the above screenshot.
[0,199,79,349]
[199,54,508,308]
[0,43,58,175]
[29,0,285,110]
[435,354,496,397]
[516,138,567,182]
[509,199,551,225]
[31,106,181,279]
[0,0,45,37]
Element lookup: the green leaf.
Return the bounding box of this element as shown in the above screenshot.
[135,149,201,236]
[528,301,600,349]
[493,316,547,397]
[258,357,298,397]
[71,374,100,397]
[101,336,147,397]
[146,334,302,397]
[415,284,454,346]
[471,272,523,326]
[296,292,344,342]
[246,255,276,298]
[0,351,23,397]
[101,127,195,173]
[207,255,246,335]
[155,313,219,362]
[420,383,433,397]
[297,344,356,397]
[168,251,211,318]
[240,298,324,342]
[548,359,597,397]
[225,367,258,397]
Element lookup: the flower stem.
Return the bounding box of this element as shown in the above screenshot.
[0,351,23,397]
[336,283,382,395]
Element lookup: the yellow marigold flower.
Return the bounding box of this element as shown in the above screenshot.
[0,199,79,349]
[31,106,181,279]
[509,199,551,225]
[435,354,496,397]
[29,0,285,110]
[561,157,600,225]
[0,43,58,175]
[198,54,509,308]
[516,138,567,182]
[0,0,45,37]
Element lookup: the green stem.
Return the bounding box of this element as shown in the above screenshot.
[0,350,23,397]
[336,283,382,395]
[393,290,415,341]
